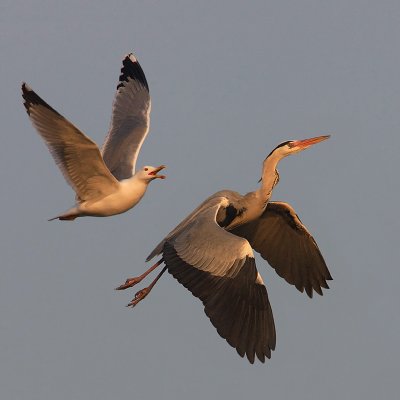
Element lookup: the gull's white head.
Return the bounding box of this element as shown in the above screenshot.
[136,165,166,182]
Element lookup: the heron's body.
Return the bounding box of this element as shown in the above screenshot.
[22,53,165,221]
[147,146,285,259]
[118,135,332,364]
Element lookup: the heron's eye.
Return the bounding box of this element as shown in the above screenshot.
[144,168,148,171]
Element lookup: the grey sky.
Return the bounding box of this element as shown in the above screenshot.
[1,1,399,399]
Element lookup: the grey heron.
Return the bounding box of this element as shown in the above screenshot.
[22,53,165,221]
[117,135,332,363]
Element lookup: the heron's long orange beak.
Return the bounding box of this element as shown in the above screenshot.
[290,135,330,150]
[149,165,166,179]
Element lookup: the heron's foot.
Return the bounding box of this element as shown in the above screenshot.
[115,277,142,291]
[126,287,151,308]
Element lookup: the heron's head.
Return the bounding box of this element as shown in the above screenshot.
[137,165,166,182]
[269,135,330,160]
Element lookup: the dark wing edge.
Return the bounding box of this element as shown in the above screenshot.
[117,53,149,91]
[163,242,276,364]
[21,83,119,201]
[232,201,332,298]
[22,82,61,117]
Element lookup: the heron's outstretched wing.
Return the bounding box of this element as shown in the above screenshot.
[146,190,242,261]
[101,54,151,180]
[22,83,119,202]
[161,197,276,363]
[232,201,332,298]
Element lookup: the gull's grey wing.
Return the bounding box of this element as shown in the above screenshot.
[161,197,276,363]
[232,201,332,298]
[22,83,119,202]
[101,54,151,180]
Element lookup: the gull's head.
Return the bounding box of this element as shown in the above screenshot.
[268,135,330,160]
[137,165,166,182]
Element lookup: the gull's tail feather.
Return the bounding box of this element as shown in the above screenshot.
[48,208,80,221]
[48,215,77,221]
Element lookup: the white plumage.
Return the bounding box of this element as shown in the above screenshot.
[22,53,165,221]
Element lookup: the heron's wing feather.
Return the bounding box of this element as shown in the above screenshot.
[101,54,151,180]
[22,83,119,202]
[232,201,332,298]
[146,190,240,261]
[162,197,276,363]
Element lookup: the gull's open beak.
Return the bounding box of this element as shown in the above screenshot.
[289,135,330,150]
[149,165,166,179]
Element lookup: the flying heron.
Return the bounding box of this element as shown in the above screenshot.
[117,135,332,363]
[22,53,165,221]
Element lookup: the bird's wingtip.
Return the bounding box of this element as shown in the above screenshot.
[22,82,31,92]
[117,52,149,91]
[126,53,137,63]
[122,53,138,65]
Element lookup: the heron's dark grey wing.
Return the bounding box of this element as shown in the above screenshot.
[232,201,332,298]
[22,83,119,202]
[162,198,276,363]
[101,54,151,180]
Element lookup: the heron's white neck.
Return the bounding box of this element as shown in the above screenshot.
[256,152,282,205]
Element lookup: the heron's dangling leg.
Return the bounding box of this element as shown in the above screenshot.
[127,266,168,308]
[115,259,164,290]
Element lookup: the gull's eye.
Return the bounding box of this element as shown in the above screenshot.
[144,168,148,171]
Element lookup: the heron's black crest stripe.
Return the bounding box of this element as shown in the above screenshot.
[21,83,61,117]
[162,242,276,364]
[266,140,292,159]
[117,54,149,91]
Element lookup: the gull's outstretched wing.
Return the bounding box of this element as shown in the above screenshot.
[101,54,151,180]
[232,201,332,298]
[161,197,276,363]
[22,83,119,202]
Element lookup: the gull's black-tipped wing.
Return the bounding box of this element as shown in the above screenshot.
[101,54,151,180]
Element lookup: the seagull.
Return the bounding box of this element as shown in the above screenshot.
[116,135,332,363]
[22,53,165,221]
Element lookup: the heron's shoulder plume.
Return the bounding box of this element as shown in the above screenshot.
[117,53,149,91]
[21,83,61,117]
[217,203,247,228]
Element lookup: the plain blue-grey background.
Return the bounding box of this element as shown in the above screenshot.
[1,1,399,399]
